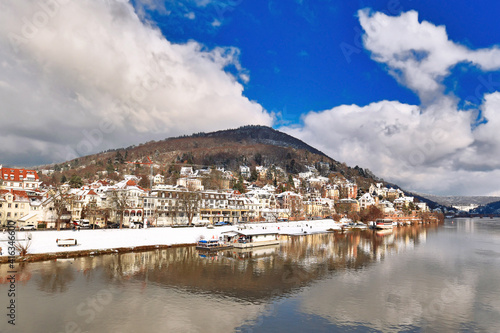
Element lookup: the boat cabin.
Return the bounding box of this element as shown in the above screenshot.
[222,230,280,248]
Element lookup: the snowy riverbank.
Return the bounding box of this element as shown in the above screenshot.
[0,219,342,257]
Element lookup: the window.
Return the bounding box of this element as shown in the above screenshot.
[15,204,18,209]
[7,212,11,217]
[8,203,11,208]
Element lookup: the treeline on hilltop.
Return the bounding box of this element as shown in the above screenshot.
[37,126,381,191]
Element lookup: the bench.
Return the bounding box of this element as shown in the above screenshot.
[56,238,77,247]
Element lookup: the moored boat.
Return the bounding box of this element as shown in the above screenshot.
[374,219,394,230]
[352,222,368,230]
[222,230,280,249]
[196,239,232,251]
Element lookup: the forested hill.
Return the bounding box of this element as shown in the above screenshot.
[39,125,381,190]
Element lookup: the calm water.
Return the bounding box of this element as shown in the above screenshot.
[1,218,500,332]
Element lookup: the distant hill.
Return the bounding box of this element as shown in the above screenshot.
[469,200,500,215]
[37,125,381,190]
[414,193,500,208]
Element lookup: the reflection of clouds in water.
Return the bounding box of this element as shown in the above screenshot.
[104,288,268,332]
[299,255,480,332]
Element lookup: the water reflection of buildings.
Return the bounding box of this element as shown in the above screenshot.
[1,224,462,333]
[0,225,437,294]
[455,217,476,233]
[280,225,431,268]
[18,224,433,299]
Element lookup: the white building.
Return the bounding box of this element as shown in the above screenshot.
[153,174,165,184]
[358,193,376,210]
[240,166,250,178]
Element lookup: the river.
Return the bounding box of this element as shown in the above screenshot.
[1,218,500,332]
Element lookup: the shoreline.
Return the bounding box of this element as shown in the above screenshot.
[0,219,440,264]
[0,220,343,264]
[0,243,196,264]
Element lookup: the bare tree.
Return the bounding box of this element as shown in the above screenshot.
[335,201,355,217]
[109,190,131,229]
[202,169,224,190]
[289,197,304,221]
[15,232,32,256]
[170,197,180,225]
[178,188,201,226]
[359,205,384,223]
[50,189,75,231]
[83,197,99,229]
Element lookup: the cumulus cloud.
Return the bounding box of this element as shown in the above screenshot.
[284,10,500,195]
[358,10,500,104]
[0,0,272,165]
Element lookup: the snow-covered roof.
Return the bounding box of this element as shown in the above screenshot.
[224,230,279,237]
[276,191,301,198]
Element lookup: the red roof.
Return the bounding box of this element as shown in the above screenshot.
[0,167,39,182]
[87,189,98,195]
[126,180,137,186]
[0,189,29,200]
[12,189,29,199]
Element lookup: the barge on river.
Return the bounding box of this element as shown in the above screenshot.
[222,230,280,249]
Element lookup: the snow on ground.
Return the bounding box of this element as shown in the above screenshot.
[0,220,341,256]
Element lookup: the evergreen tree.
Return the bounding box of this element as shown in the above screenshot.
[106,163,115,174]
[287,174,294,189]
[250,168,258,182]
[233,175,246,193]
[115,151,124,164]
[69,175,83,188]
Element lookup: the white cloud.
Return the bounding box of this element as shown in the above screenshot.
[358,10,500,103]
[211,19,222,27]
[0,0,272,165]
[284,10,500,195]
[184,11,195,19]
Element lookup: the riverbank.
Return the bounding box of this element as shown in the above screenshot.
[0,219,342,263]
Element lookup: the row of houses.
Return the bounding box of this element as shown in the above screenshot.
[1,164,429,229]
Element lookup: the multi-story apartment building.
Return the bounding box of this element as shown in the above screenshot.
[0,165,41,190]
[143,187,250,226]
[276,191,303,220]
[0,189,30,226]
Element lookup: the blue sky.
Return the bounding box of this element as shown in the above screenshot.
[142,0,419,125]
[138,0,500,125]
[2,0,500,195]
